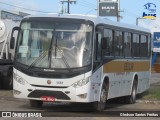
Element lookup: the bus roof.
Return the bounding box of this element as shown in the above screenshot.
[24,13,150,33]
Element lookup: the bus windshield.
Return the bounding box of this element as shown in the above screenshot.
[15,20,93,69]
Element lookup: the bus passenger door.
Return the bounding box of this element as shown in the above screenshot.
[93,26,103,71]
[90,26,104,101]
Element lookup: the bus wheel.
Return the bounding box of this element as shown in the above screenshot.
[30,100,43,108]
[126,80,137,104]
[93,82,108,111]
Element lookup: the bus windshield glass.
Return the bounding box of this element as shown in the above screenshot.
[15,20,93,69]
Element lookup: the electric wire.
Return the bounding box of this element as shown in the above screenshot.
[0,1,53,13]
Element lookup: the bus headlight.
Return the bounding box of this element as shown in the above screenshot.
[72,77,90,88]
[13,73,26,85]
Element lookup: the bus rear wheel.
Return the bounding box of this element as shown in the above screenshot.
[125,80,137,104]
[93,82,108,111]
[30,100,43,108]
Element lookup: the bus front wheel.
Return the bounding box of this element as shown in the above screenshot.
[29,100,43,108]
[93,82,108,111]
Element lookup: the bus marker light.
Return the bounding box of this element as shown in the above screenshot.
[40,96,55,102]
[13,89,21,95]
[77,93,87,98]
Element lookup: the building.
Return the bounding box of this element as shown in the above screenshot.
[0,10,29,21]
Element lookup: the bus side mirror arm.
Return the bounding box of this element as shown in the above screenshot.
[10,26,20,49]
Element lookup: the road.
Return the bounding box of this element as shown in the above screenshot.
[0,96,160,120]
[0,72,159,119]
[0,90,160,117]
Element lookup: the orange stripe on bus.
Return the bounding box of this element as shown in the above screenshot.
[103,61,150,73]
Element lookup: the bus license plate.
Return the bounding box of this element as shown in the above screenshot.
[40,96,55,102]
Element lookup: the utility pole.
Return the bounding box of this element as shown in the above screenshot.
[67,0,70,14]
[117,0,120,22]
[60,0,77,14]
[97,0,99,16]
[117,0,124,22]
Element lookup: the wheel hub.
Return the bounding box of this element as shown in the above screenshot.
[100,89,107,103]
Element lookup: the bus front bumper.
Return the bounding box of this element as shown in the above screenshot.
[13,74,100,103]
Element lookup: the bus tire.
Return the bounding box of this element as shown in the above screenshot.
[30,100,43,108]
[125,80,137,104]
[93,82,108,111]
[3,69,13,89]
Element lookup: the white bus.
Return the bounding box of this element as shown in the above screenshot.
[11,14,151,111]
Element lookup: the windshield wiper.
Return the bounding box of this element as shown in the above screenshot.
[27,51,48,69]
[54,35,58,59]
[48,29,55,60]
[27,30,55,70]
[27,28,56,70]
[54,36,72,72]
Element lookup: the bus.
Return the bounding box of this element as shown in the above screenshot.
[11,14,151,111]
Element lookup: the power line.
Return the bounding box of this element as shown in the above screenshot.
[78,0,96,8]
[0,1,53,13]
[85,9,96,15]
[77,1,96,10]
[77,0,96,9]
[78,3,95,9]
[60,0,95,14]
[81,0,96,6]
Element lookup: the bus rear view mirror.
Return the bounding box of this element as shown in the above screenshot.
[101,38,107,49]
[10,37,15,49]
[10,26,20,49]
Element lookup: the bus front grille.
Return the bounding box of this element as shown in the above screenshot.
[28,90,71,100]
[31,84,68,89]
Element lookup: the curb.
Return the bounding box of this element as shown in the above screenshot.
[137,100,160,104]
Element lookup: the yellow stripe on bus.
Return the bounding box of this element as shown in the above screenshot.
[103,60,150,73]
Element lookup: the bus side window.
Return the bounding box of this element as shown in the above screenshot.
[96,33,102,60]
[114,31,123,57]
[132,34,140,57]
[103,29,113,56]
[148,35,151,57]
[124,32,131,57]
[114,31,124,57]
[140,35,147,57]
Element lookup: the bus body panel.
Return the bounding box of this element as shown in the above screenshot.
[102,59,150,99]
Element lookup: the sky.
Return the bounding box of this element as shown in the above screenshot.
[0,0,159,29]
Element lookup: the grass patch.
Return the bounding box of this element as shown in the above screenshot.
[138,85,160,101]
